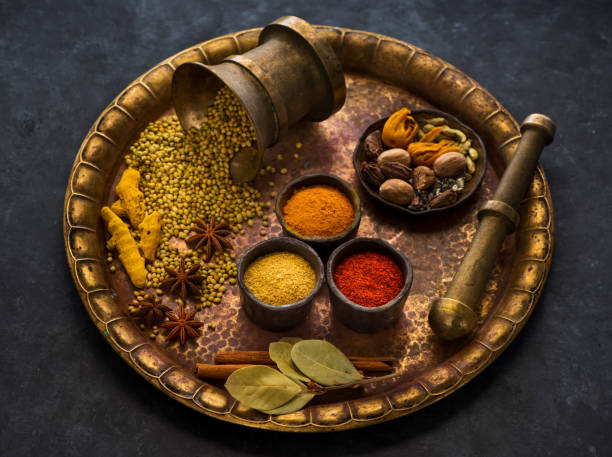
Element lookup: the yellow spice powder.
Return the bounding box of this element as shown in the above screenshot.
[244,252,316,305]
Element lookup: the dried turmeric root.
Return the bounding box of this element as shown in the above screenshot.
[101,206,146,288]
[115,168,146,227]
[408,140,461,167]
[138,211,162,262]
[110,199,127,218]
[420,126,445,143]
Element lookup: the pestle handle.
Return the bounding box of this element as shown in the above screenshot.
[428,114,555,341]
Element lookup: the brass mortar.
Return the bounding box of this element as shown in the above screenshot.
[172,16,346,182]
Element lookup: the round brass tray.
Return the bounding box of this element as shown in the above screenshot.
[63,26,553,432]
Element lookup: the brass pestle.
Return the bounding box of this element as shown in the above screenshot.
[428,114,556,341]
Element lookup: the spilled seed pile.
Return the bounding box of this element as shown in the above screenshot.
[124,86,263,308]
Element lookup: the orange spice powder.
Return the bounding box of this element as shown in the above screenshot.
[282,185,354,237]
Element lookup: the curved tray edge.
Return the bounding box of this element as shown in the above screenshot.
[62,26,554,432]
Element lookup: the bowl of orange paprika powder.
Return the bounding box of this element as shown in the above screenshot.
[326,237,413,333]
[275,173,361,251]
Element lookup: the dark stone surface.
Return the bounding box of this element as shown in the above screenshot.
[1,0,610,455]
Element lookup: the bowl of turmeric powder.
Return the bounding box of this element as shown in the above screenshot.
[275,173,362,251]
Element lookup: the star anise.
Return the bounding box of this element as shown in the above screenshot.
[130,294,170,327]
[161,302,203,345]
[159,257,204,299]
[186,217,233,262]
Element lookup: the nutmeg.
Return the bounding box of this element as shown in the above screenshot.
[430,190,459,208]
[377,148,412,168]
[364,130,383,161]
[360,162,386,188]
[379,179,414,205]
[433,152,467,177]
[380,161,412,182]
[413,166,436,190]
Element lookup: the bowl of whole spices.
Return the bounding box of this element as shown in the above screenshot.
[275,173,361,250]
[326,237,413,333]
[238,237,324,330]
[354,108,486,215]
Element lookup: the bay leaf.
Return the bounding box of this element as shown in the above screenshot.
[261,391,315,415]
[279,337,303,346]
[225,365,304,411]
[269,342,310,382]
[291,340,363,387]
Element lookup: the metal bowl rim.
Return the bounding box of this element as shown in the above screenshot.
[275,172,362,242]
[237,236,325,311]
[325,237,414,313]
[352,108,488,215]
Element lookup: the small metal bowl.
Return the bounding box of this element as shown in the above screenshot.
[238,237,324,331]
[353,109,487,215]
[275,173,361,252]
[326,237,413,333]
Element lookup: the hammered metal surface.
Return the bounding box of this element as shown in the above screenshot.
[63,26,554,431]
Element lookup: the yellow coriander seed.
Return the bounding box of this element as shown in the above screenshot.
[121,86,261,294]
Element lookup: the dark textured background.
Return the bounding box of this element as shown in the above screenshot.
[1,0,611,455]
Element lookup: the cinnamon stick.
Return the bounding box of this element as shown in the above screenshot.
[346,356,396,363]
[195,364,256,379]
[211,351,394,373]
[342,360,393,372]
[214,350,395,366]
[195,363,369,380]
[214,350,273,365]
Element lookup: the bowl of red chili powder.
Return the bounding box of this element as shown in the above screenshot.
[275,173,361,251]
[326,237,413,333]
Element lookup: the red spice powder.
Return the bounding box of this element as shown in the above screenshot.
[333,251,404,307]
